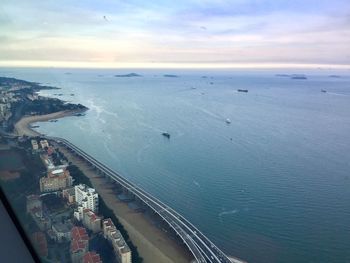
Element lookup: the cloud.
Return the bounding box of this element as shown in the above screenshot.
[0,0,349,67]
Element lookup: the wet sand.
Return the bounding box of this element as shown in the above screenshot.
[56,145,193,263]
[14,110,80,137]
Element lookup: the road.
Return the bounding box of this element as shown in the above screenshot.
[49,136,241,263]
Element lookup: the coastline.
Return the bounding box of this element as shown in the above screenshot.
[56,146,193,263]
[14,112,193,263]
[14,110,84,137]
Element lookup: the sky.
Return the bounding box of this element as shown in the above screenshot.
[0,0,350,68]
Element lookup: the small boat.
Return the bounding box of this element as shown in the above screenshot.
[321,89,327,93]
[162,132,170,139]
[225,118,231,124]
[237,89,248,93]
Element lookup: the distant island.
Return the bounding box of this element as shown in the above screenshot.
[114,73,142,77]
[275,74,290,77]
[276,74,308,80]
[291,74,307,80]
[163,74,179,78]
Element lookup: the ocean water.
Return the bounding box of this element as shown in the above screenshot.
[2,68,350,263]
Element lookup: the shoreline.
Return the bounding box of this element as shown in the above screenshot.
[55,140,193,263]
[14,112,193,263]
[14,109,85,137]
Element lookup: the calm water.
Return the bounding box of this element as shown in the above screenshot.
[2,68,350,263]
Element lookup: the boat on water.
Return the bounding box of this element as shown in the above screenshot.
[321,89,327,93]
[237,89,248,93]
[162,132,170,139]
[226,118,231,124]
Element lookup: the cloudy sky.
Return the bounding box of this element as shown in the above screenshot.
[1,0,350,68]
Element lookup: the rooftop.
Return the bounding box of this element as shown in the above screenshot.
[71,226,89,241]
[83,251,102,263]
[71,227,89,253]
[83,209,101,222]
[52,169,64,175]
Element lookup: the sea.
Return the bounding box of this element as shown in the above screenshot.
[2,67,350,263]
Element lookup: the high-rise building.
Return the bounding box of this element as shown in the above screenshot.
[75,184,99,212]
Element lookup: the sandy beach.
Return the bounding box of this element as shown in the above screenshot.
[56,144,193,263]
[14,112,193,263]
[14,110,81,137]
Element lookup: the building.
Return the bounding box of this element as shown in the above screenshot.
[83,251,102,263]
[75,184,99,212]
[103,219,131,263]
[82,209,102,233]
[51,221,73,242]
[40,139,49,149]
[31,140,39,150]
[74,206,85,221]
[39,168,73,192]
[62,187,75,204]
[71,227,89,263]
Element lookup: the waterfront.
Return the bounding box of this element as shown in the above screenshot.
[2,68,350,263]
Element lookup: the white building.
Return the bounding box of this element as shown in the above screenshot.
[75,184,99,212]
[31,140,39,150]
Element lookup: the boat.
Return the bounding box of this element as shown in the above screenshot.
[225,118,231,124]
[237,89,248,93]
[321,89,327,93]
[162,132,170,139]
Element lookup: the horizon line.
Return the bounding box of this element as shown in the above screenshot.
[0,60,350,70]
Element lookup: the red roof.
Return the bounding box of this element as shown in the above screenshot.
[71,239,88,253]
[83,251,102,263]
[71,226,89,241]
[71,227,89,253]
